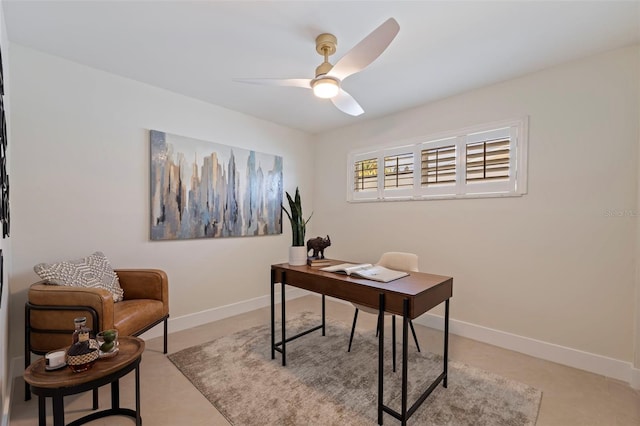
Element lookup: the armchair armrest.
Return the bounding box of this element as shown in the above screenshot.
[27,283,115,360]
[28,283,115,333]
[115,269,169,315]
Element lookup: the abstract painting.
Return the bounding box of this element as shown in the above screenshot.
[150,130,283,240]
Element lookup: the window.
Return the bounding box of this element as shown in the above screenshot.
[347,118,528,201]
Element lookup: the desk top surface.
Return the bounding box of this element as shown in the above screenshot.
[272,260,452,295]
[272,260,453,317]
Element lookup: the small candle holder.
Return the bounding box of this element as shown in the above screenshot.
[45,350,67,371]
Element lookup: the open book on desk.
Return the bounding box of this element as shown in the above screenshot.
[319,263,409,283]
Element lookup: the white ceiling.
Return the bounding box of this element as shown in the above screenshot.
[3,1,639,134]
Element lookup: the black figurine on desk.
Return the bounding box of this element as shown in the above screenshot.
[307,235,331,259]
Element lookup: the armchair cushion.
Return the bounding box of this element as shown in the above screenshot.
[33,251,124,302]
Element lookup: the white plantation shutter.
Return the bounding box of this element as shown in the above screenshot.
[353,158,378,192]
[381,146,415,199]
[422,145,456,186]
[465,138,510,182]
[384,152,414,189]
[350,152,381,201]
[464,127,517,194]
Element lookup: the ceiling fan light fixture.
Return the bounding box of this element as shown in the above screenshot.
[311,77,339,99]
[235,18,400,116]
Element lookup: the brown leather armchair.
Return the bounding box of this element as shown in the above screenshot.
[25,269,169,400]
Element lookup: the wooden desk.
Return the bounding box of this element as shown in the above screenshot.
[24,336,145,426]
[270,261,453,425]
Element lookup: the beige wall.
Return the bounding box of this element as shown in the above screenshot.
[8,45,315,359]
[313,45,639,363]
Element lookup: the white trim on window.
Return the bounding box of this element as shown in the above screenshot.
[347,117,529,202]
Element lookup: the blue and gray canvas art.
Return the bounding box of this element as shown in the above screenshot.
[150,130,283,240]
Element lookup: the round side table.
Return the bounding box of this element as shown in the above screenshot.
[24,336,145,426]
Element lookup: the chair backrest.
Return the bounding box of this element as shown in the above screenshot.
[375,252,419,272]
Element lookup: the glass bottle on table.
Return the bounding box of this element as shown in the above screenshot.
[68,316,97,373]
[71,316,91,344]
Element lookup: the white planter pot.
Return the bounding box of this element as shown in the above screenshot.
[288,246,308,266]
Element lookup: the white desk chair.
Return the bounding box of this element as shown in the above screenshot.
[347,252,421,371]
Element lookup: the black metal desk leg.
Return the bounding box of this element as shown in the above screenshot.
[52,395,65,426]
[164,317,168,354]
[444,298,449,388]
[136,364,142,425]
[38,396,45,426]
[401,298,410,426]
[377,293,385,425]
[392,315,396,373]
[281,272,287,367]
[271,269,276,360]
[322,294,326,336]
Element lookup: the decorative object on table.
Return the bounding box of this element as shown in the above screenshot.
[97,329,119,358]
[306,235,331,259]
[71,316,91,344]
[168,313,542,426]
[66,340,99,373]
[320,262,408,283]
[67,315,100,372]
[150,130,283,240]
[44,350,66,371]
[282,187,312,266]
[307,257,332,267]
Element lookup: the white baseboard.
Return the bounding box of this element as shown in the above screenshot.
[1,373,11,426]
[322,294,638,387]
[138,287,311,341]
[414,313,638,388]
[631,366,640,389]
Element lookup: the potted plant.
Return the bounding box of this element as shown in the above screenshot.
[282,187,312,265]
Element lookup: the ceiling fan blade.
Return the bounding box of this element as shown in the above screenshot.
[331,89,364,116]
[327,18,400,81]
[233,78,311,89]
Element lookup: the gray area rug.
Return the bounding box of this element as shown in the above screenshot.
[169,313,541,425]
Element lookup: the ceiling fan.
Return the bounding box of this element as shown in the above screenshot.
[234,18,400,117]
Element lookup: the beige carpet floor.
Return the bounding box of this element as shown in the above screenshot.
[169,312,541,425]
